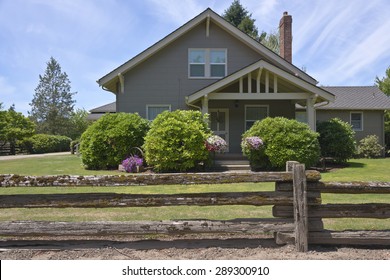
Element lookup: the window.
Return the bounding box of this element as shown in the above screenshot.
[189,49,226,78]
[146,105,171,121]
[350,112,363,131]
[295,111,307,124]
[245,105,269,130]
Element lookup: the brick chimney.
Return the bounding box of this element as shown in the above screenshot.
[279,11,292,63]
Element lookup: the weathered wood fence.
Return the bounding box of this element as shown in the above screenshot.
[0,162,389,252]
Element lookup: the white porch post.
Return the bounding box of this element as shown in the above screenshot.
[202,95,209,115]
[306,97,316,130]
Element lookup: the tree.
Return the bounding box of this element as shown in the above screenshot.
[375,66,390,95]
[67,108,91,140]
[222,0,279,53]
[29,57,76,135]
[376,66,390,152]
[0,105,35,155]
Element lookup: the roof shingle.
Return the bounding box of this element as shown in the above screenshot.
[318,86,390,110]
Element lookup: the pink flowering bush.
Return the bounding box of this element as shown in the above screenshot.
[241,136,263,150]
[205,135,228,153]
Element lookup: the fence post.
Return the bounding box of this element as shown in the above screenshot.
[293,163,308,252]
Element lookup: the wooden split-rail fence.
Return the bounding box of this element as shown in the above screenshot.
[0,162,389,252]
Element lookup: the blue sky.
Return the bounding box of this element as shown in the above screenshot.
[1,0,390,115]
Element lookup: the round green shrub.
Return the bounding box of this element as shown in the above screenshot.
[80,113,149,170]
[143,110,211,172]
[317,118,356,163]
[242,117,321,170]
[357,135,384,158]
[19,134,71,154]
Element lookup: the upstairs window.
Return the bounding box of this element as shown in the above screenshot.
[350,112,363,131]
[189,49,226,78]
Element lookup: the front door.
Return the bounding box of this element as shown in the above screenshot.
[210,109,229,152]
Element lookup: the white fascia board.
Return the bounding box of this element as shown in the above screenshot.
[188,60,334,104]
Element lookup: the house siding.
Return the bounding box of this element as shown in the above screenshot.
[209,100,295,153]
[316,110,385,146]
[117,21,262,117]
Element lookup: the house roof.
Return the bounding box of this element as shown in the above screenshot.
[318,86,390,110]
[97,8,317,92]
[187,59,335,104]
[89,102,116,113]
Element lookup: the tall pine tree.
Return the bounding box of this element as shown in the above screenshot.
[222,0,279,54]
[29,57,76,136]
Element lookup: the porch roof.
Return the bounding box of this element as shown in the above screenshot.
[187,60,335,104]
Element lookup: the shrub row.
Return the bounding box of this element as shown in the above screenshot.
[19,134,71,154]
[78,112,384,173]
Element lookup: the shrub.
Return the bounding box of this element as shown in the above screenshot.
[122,155,143,173]
[357,135,384,158]
[70,139,80,154]
[79,113,149,170]
[317,118,356,163]
[205,135,228,153]
[242,117,320,170]
[143,110,211,172]
[20,134,71,154]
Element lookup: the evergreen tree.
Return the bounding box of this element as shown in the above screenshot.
[29,57,76,135]
[222,0,279,54]
[376,66,390,95]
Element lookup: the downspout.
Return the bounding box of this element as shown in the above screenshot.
[185,96,201,111]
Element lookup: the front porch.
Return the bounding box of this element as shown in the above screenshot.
[186,60,335,154]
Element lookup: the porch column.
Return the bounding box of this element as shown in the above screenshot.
[202,95,209,115]
[306,97,316,131]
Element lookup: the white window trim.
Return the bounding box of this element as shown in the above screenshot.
[350,111,363,131]
[245,105,269,130]
[188,48,227,79]
[146,104,171,121]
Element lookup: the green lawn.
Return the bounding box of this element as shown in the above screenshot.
[0,154,389,231]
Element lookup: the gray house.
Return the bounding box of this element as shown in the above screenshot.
[95,8,390,153]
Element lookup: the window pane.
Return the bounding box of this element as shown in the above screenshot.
[210,50,226,63]
[351,113,362,130]
[246,121,255,131]
[246,107,268,120]
[210,112,218,131]
[189,50,205,63]
[190,64,205,77]
[148,106,170,120]
[210,65,225,77]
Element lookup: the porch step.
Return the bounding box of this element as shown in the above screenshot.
[212,159,251,171]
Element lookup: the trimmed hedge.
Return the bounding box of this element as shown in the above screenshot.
[20,134,71,154]
[242,117,321,170]
[317,118,356,163]
[80,113,149,170]
[143,110,211,172]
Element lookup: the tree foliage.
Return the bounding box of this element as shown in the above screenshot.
[375,66,390,96]
[242,117,320,170]
[317,118,356,163]
[375,66,390,151]
[143,110,211,172]
[29,57,76,136]
[222,0,279,53]
[0,105,35,155]
[67,108,91,140]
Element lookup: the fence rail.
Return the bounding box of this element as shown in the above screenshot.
[0,162,389,252]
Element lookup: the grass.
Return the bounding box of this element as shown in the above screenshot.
[0,154,389,231]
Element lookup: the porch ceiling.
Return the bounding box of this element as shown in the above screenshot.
[187,60,335,104]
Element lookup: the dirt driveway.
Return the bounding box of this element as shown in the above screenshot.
[1,235,389,260]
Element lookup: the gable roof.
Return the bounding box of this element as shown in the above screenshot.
[187,59,335,104]
[97,8,317,92]
[318,86,390,110]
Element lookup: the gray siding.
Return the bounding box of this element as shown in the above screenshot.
[209,100,295,153]
[117,21,262,116]
[316,110,385,146]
